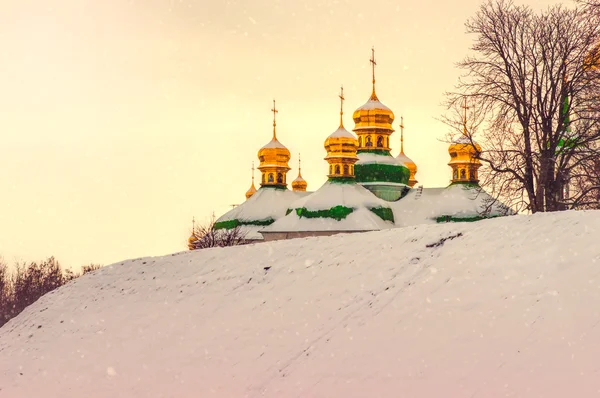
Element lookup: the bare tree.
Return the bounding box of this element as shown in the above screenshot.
[191,215,248,250]
[444,0,600,213]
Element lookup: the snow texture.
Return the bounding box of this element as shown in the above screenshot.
[261,206,393,232]
[327,126,356,139]
[215,187,309,225]
[355,98,392,112]
[286,180,390,212]
[391,184,511,227]
[2,210,600,397]
[396,152,415,167]
[260,137,288,149]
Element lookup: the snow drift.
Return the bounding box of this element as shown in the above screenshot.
[2,210,600,397]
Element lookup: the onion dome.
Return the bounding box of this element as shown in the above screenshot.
[291,155,308,191]
[352,48,395,152]
[324,87,359,181]
[395,117,418,187]
[257,100,291,188]
[245,162,257,200]
[187,218,198,250]
[448,99,482,184]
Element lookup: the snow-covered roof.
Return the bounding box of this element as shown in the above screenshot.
[216,187,310,224]
[261,181,393,233]
[260,138,288,150]
[453,135,479,145]
[327,126,356,139]
[396,152,415,167]
[261,207,393,232]
[288,180,390,211]
[390,184,512,227]
[355,98,393,112]
[356,152,406,166]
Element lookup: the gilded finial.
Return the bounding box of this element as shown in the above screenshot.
[251,161,255,183]
[192,217,196,233]
[271,99,278,140]
[461,96,469,136]
[298,153,302,176]
[370,47,377,99]
[400,116,405,154]
[339,85,345,127]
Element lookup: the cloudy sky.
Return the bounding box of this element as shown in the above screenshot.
[0,0,560,268]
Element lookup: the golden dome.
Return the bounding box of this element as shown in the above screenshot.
[245,162,257,199]
[396,117,418,187]
[257,100,291,187]
[291,155,308,191]
[352,48,395,151]
[324,87,359,179]
[352,94,395,131]
[187,218,198,250]
[245,182,257,199]
[448,98,482,184]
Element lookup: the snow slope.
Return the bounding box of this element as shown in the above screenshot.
[2,211,600,398]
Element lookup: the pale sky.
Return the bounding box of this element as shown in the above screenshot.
[0,0,561,269]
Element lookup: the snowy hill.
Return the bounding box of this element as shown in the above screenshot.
[2,211,600,397]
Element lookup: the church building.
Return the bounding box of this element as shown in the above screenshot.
[189,50,512,247]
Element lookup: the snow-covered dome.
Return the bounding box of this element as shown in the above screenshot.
[257,100,291,187]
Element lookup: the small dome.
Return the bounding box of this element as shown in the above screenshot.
[397,152,418,188]
[396,152,417,171]
[187,232,198,250]
[292,174,307,191]
[245,182,257,199]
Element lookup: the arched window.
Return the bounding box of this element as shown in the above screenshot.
[329,165,333,175]
[358,136,363,147]
[377,136,383,147]
[343,164,349,175]
[277,173,283,183]
[262,174,265,183]
[268,173,274,183]
[366,136,373,147]
[460,169,466,179]
[335,165,341,175]
[453,169,458,180]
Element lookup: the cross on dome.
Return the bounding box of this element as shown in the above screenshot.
[339,85,345,127]
[271,99,278,139]
[461,96,469,136]
[400,116,405,154]
[370,47,377,98]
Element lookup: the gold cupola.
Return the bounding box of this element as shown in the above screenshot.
[324,86,359,180]
[245,162,257,199]
[448,98,482,184]
[395,117,418,187]
[291,154,308,191]
[352,48,395,152]
[257,100,291,188]
[187,217,198,250]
